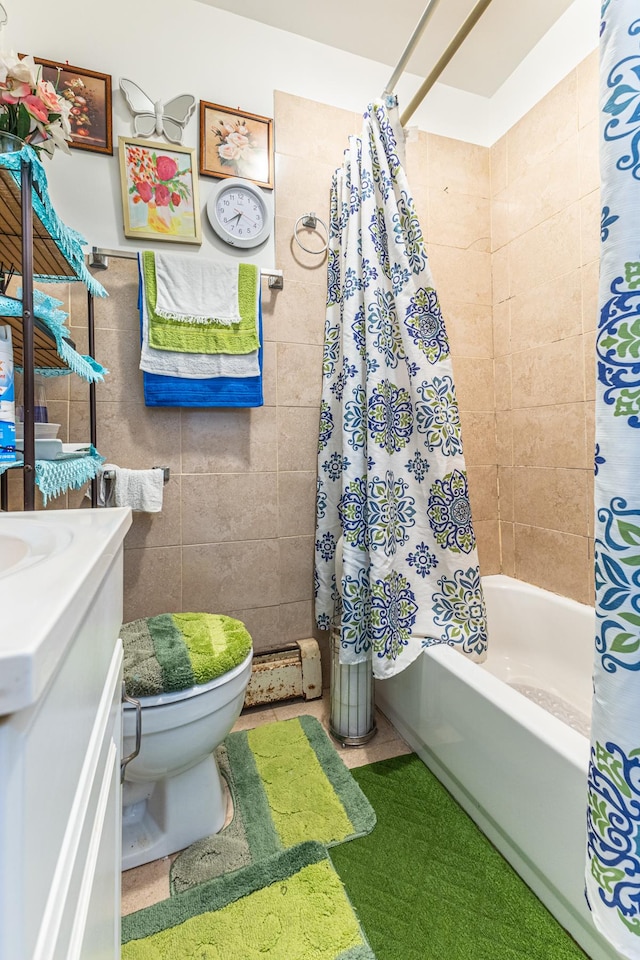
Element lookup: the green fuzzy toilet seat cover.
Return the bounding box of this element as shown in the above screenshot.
[121,613,252,698]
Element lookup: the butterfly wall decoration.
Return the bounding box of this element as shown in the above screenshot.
[119,78,196,145]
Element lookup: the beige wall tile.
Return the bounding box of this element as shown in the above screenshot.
[579,119,600,197]
[584,330,596,402]
[181,473,277,544]
[459,410,497,465]
[498,466,514,522]
[507,70,578,182]
[277,342,323,406]
[270,278,326,345]
[514,524,590,604]
[581,189,601,266]
[512,403,588,469]
[490,135,508,196]
[582,260,600,333]
[452,357,495,411]
[274,153,333,222]
[499,521,515,575]
[70,258,138,330]
[71,327,143,404]
[278,600,317,643]
[508,202,581,297]
[70,401,182,474]
[182,540,280,611]
[274,90,355,166]
[427,191,491,252]
[507,135,580,241]
[577,49,599,130]
[492,246,509,305]
[475,519,500,575]
[511,336,585,408]
[427,245,492,307]
[280,536,315,604]
[467,464,498,521]
[181,406,277,474]
[494,357,511,412]
[509,270,582,353]
[586,401,595,467]
[443,301,493,359]
[123,546,182,621]
[427,134,490,198]
[262,340,278,408]
[278,471,317,537]
[224,605,281,654]
[491,195,511,252]
[513,466,590,536]
[278,406,321,472]
[496,411,513,466]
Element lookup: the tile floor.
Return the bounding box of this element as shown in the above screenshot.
[121,691,411,916]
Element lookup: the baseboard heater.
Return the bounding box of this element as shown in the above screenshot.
[244,638,322,708]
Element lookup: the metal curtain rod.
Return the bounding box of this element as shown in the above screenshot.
[382,0,443,98]
[397,0,495,127]
[88,247,284,289]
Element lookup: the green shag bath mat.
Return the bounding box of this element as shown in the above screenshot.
[170,716,376,894]
[123,841,375,960]
[330,755,589,960]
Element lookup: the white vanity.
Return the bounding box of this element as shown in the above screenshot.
[0,507,131,960]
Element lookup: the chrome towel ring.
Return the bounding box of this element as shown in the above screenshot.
[294,212,329,255]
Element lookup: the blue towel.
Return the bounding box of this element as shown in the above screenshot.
[138,264,264,409]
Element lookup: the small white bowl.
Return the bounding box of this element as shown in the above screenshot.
[15,422,60,440]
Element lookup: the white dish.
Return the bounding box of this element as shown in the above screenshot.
[15,423,61,441]
[15,440,91,461]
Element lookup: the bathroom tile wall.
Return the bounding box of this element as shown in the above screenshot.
[491,49,599,605]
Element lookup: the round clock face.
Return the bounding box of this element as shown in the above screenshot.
[207,178,271,249]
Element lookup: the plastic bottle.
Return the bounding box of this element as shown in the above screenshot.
[0,325,16,463]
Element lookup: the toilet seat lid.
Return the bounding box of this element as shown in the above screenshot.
[122,648,253,708]
[121,613,253,699]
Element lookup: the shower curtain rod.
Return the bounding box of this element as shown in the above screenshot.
[88,247,284,289]
[384,0,495,127]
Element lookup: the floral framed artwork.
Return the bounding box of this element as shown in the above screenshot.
[118,136,202,244]
[199,101,273,190]
[31,57,112,154]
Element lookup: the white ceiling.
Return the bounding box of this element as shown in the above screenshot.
[195,0,576,98]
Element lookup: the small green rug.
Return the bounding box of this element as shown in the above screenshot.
[330,755,589,960]
[123,841,375,960]
[170,716,376,894]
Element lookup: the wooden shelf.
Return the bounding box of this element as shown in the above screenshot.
[0,168,78,279]
[0,304,75,369]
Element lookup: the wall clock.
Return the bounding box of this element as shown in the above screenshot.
[206,177,272,248]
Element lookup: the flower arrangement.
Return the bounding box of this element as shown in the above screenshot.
[211,116,257,177]
[0,52,72,156]
[59,76,95,143]
[126,145,190,215]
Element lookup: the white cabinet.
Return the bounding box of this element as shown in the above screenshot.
[0,507,131,960]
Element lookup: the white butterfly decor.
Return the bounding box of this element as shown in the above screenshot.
[119,78,196,145]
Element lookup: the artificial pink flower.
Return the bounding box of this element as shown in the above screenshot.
[171,192,181,207]
[156,155,177,181]
[135,180,152,203]
[22,95,49,123]
[0,78,31,103]
[155,183,170,206]
[37,80,60,113]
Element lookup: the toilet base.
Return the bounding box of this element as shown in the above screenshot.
[122,752,226,871]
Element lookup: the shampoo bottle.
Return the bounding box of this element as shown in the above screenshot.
[0,325,16,463]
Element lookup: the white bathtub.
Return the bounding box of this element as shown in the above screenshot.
[376,574,618,960]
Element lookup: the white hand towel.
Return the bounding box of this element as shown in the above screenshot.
[139,275,260,379]
[111,467,164,513]
[154,252,241,325]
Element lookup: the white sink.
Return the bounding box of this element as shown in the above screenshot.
[0,519,71,579]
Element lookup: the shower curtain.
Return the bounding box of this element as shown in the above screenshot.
[314,100,487,680]
[587,3,640,956]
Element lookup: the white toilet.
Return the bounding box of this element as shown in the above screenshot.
[122,646,253,871]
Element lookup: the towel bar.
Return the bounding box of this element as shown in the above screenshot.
[102,465,170,507]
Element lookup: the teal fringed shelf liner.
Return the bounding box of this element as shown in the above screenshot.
[0,445,105,505]
[0,145,107,298]
[1,289,108,383]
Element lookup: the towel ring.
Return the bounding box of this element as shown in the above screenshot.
[293,212,329,255]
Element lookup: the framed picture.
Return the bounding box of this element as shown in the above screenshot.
[199,101,273,190]
[118,136,202,244]
[32,57,112,154]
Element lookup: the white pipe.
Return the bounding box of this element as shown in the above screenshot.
[382,0,443,97]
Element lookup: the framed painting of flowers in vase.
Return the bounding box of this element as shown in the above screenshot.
[31,57,112,154]
[118,136,202,244]
[199,101,273,190]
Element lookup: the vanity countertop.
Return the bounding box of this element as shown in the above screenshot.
[0,507,131,715]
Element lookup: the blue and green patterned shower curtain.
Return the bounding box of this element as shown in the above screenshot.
[587,3,640,956]
[314,100,487,680]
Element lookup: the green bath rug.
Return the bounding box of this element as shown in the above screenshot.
[170,716,376,894]
[123,841,375,960]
